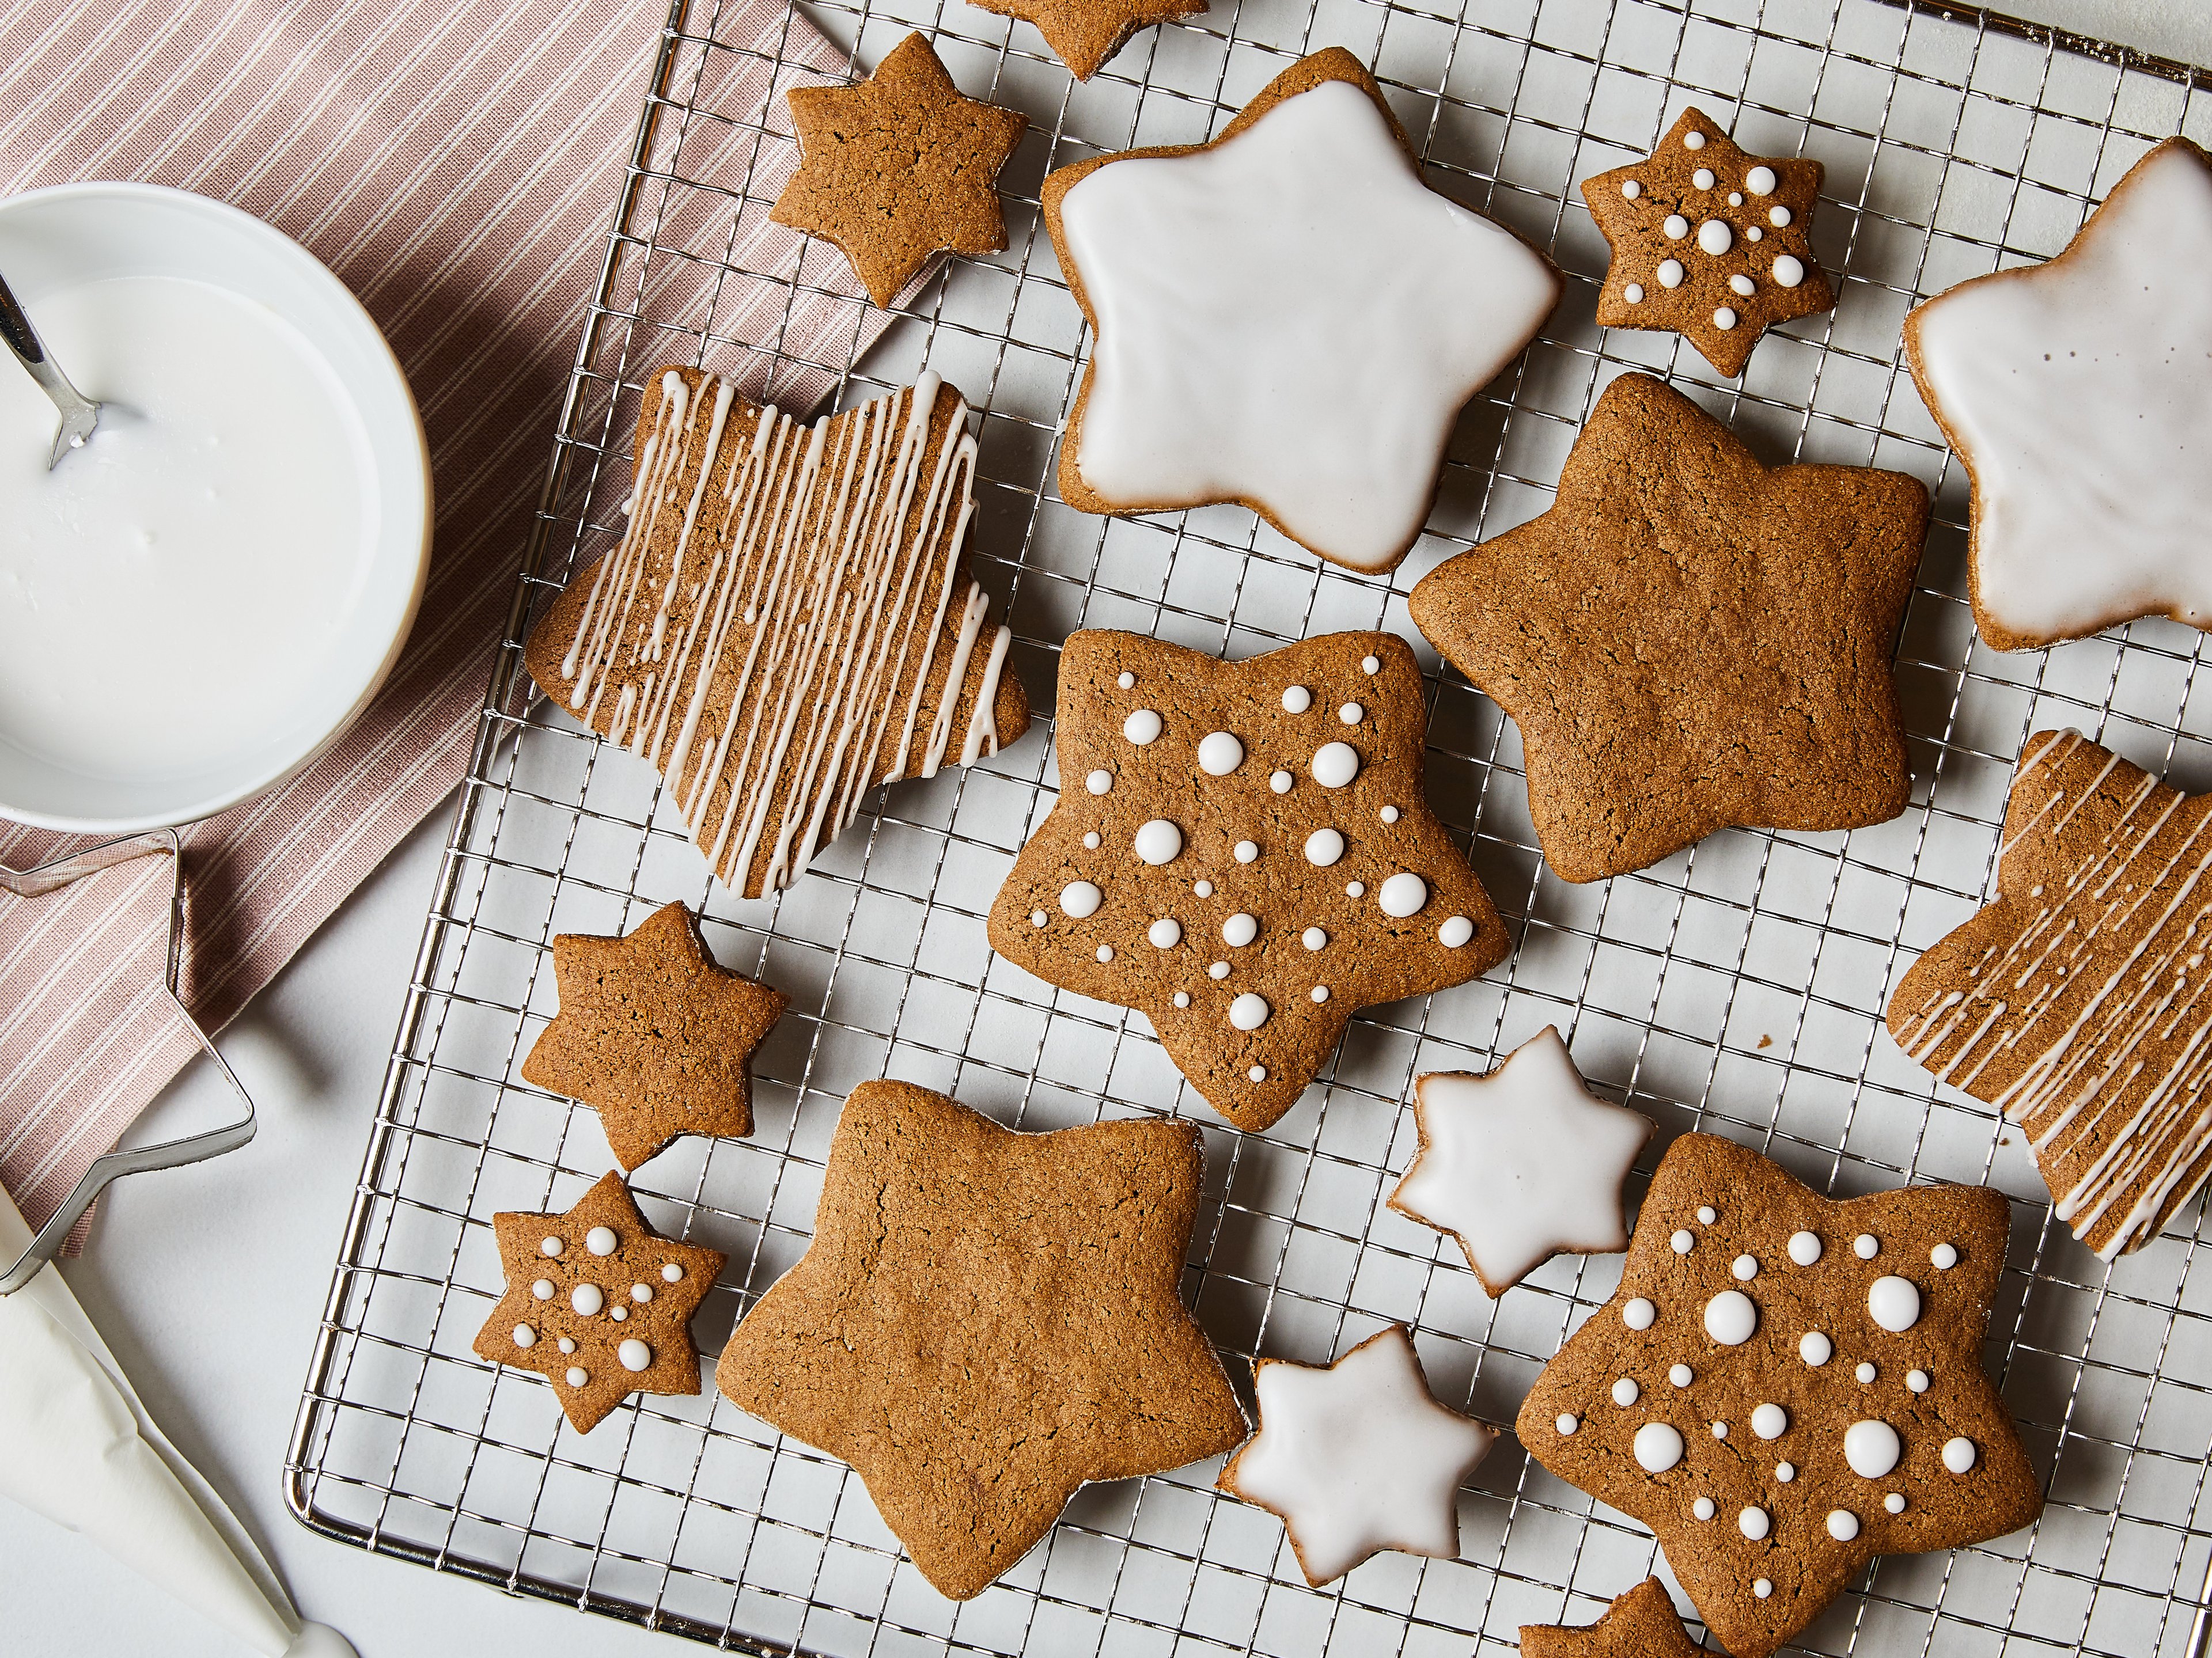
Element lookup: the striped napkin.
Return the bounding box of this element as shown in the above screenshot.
[0,0,892,1242]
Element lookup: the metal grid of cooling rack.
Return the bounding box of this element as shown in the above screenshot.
[286,0,2212,1652]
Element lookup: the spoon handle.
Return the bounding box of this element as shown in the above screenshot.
[0,267,101,465]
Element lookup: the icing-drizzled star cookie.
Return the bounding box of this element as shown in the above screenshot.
[1516,1134,2041,1658]
[523,367,1030,898]
[1218,1324,1498,1586]
[1889,731,2212,1259]
[1043,48,1559,575]
[1905,138,2212,650]
[1390,1026,1653,1295]
[474,1171,725,1433]
[1519,1576,1703,1658]
[1584,108,1833,378]
[1409,371,1925,883]
[967,0,1202,79]
[986,630,1509,1133]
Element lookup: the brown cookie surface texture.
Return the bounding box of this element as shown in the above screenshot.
[967,0,1203,79]
[1888,730,2212,1259]
[524,367,1029,898]
[1518,1576,1703,1657]
[1515,1133,2041,1658]
[715,1080,1246,1600]
[986,629,1509,1133]
[1408,371,1925,883]
[771,33,1025,309]
[1583,107,1834,378]
[474,1171,725,1433]
[520,900,786,1170]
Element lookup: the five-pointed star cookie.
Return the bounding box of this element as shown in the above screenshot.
[717,1080,1247,1599]
[1889,731,2212,1259]
[772,33,1027,309]
[474,1171,725,1433]
[986,629,1510,1134]
[1042,48,1559,574]
[520,901,786,1170]
[1408,371,1926,883]
[1390,1026,1653,1295]
[1516,1133,2041,1658]
[967,0,1202,79]
[1217,1323,1498,1586]
[1519,1576,1704,1658]
[1584,107,1834,378]
[1905,138,2212,650]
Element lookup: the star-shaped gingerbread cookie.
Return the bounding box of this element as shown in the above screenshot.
[520,901,786,1170]
[772,33,1026,309]
[474,1171,725,1433]
[1408,371,1926,883]
[986,630,1509,1133]
[1584,108,1834,378]
[1516,1133,2041,1658]
[1520,1576,1703,1658]
[1888,730,2212,1259]
[717,1080,1246,1599]
[967,0,1202,80]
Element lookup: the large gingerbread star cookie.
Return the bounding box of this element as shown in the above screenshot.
[967,0,1202,79]
[1408,371,1926,883]
[1519,1576,1703,1657]
[1516,1133,2041,1658]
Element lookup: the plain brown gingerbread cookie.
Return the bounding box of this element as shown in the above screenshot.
[1519,1576,1703,1657]
[1408,371,1925,883]
[1515,1133,2042,1658]
[967,0,1203,80]
[716,1080,1247,1600]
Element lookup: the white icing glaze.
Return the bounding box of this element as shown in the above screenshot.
[1438,916,1474,947]
[1634,1421,1684,1472]
[1800,1331,1832,1365]
[1060,881,1103,918]
[1669,1364,1692,1387]
[1304,829,1346,866]
[585,1227,618,1256]
[1703,1290,1756,1346]
[1134,819,1183,864]
[1086,769,1113,794]
[1230,993,1270,1030]
[1868,1276,1921,1333]
[1943,1436,1977,1473]
[513,1324,537,1348]
[1612,1377,1640,1406]
[1149,918,1183,947]
[618,1339,653,1372]
[1789,1231,1822,1265]
[1751,1403,1788,1440]
[1378,873,1428,917]
[1271,769,1293,792]
[1854,1234,1879,1259]
[1312,741,1360,787]
[1739,1506,1770,1540]
[570,1284,604,1316]
[1843,1420,1901,1478]
[1060,78,1559,571]
[1282,685,1312,713]
[539,1236,563,1257]
[1932,1243,1958,1269]
[1124,708,1163,744]
[1198,731,1245,774]
[1624,1297,1657,1330]
[1222,912,1259,947]
[1827,1509,1860,1541]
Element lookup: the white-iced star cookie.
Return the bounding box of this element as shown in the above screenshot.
[1218,1324,1499,1586]
[1389,1026,1654,1295]
[1042,48,1560,575]
[1905,137,2212,650]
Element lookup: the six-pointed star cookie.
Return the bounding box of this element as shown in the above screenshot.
[967,0,1202,79]
[986,629,1509,1133]
[772,33,1027,309]
[1516,1133,2041,1658]
[717,1081,1247,1599]
[1390,1026,1653,1295]
[474,1171,725,1433]
[1519,1576,1704,1658]
[1905,138,2212,650]
[521,901,787,1170]
[1889,730,2212,1259]
[1408,371,1926,883]
[1584,107,1833,378]
[1043,48,1559,574]
[1218,1323,1498,1585]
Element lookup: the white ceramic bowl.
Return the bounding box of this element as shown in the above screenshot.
[0,183,430,834]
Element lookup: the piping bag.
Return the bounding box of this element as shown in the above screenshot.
[0,1178,355,1657]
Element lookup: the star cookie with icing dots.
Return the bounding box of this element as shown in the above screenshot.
[1390,1026,1653,1296]
[1905,138,2212,650]
[967,0,1202,79]
[1218,1323,1499,1586]
[717,1081,1247,1600]
[1520,1576,1705,1658]
[474,1171,725,1433]
[1516,1133,2041,1658]
[1042,48,1559,575]
[1584,107,1834,378]
[1409,371,1926,883]
[521,901,787,1170]
[772,33,1027,309]
[1889,730,2212,1260]
[986,629,1510,1134]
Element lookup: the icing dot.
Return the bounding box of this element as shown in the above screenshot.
[586,1227,618,1256]
[1931,1243,1958,1270]
[1302,927,1327,951]
[1209,961,1231,980]
[1694,1497,1716,1520]
[1732,1254,1758,1281]
[1378,873,1428,917]
[1173,992,1191,1008]
[1844,1420,1902,1478]
[1772,253,1806,287]
[1030,910,1047,928]
[1747,165,1777,194]
[1229,993,1270,1030]
[1134,820,1183,865]
[1740,1507,1770,1541]
[608,1305,627,1322]
[1613,1377,1641,1407]
[1827,1509,1860,1542]
[557,1337,575,1354]
[1669,1364,1692,1387]
[1378,805,1400,823]
[1338,702,1363,725]
[1312,741,1361,788]
[1086,769,1113,795]
[1194,879,1214,898]
[1149,918,1183,948]
[1344,881,1365,897]
[1754,1580,1772,1600]
[1556,1413,1579,1436]
[1713,306,1738,330]
[1692,167,1715,190]
[1752,1403,1789,1440]
[1684,130,1707,150]
[1711,1420,1728,1440]
[1854,1234,1879,1259]
[1221,912,1259,947]
[1621,179,1642,198]
[1083,832,1101,850]
[1270,770,1292,794]
[1856,1363,1877,1384]
[1768,204,1793,227]
[1885,1493,1907,1513]
[1788,1231,1822,1266]
[540,1236,563,1258]
[1623,1297,1657,1330]
[1633,1421,1684,1473]
[618,1339,653,1373]
[1747,225,1764,241]
[1361,655,1380,674]
[1657,258,1685,288]
[532,1279,554,1300]
[631,1283,653,1303]
[1728,191,1744,206]
[1671,1230,1695,1254]
[1095,944,1115,963]
[565,1367,589,1388]
[1624,283,1645,303]
[1234,841,1259,864]
[1698,1207,1717,1224]
[1248,1065,1267,1083]
[1123,709,1162,745]
[1197,732,1244,775]
[1281,685,1312,714]
[1697,218,1732,255]
[1309,985,1328,1003]
[662,1264,683,1283]
[1304,829,1346,867]
[1800,1331,1832,1366]
[513,1324,537,1348]
[1729,273,1756,296]
[1703,1289,1757,1346]
[1118,671,1135,689]
[1439,916,1475,948]
[1868,1276,1922,1333]
[1776,1462,1796,1482]
[1663,214,1690,240]
[571,1284,604,1316]
[1943,1437,1977,1474]
[1059,882,1103,919]
[1906,1370,1930,1394]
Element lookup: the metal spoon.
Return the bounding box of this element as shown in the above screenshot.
[0,265,100,467]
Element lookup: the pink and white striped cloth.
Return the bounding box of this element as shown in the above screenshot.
[0,0,892,1242]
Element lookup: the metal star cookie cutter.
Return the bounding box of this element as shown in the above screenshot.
[0,829,257,1295]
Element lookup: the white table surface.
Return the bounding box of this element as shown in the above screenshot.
[7,1,2209,1653]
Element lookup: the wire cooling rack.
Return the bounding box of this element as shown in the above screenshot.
[286,0,2212,1652]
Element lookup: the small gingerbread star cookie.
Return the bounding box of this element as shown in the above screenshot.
[1583,108,1834,378]
[474,1171,725,1433]
[1519,1576,1703,1657]
[967,0,1204,80]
